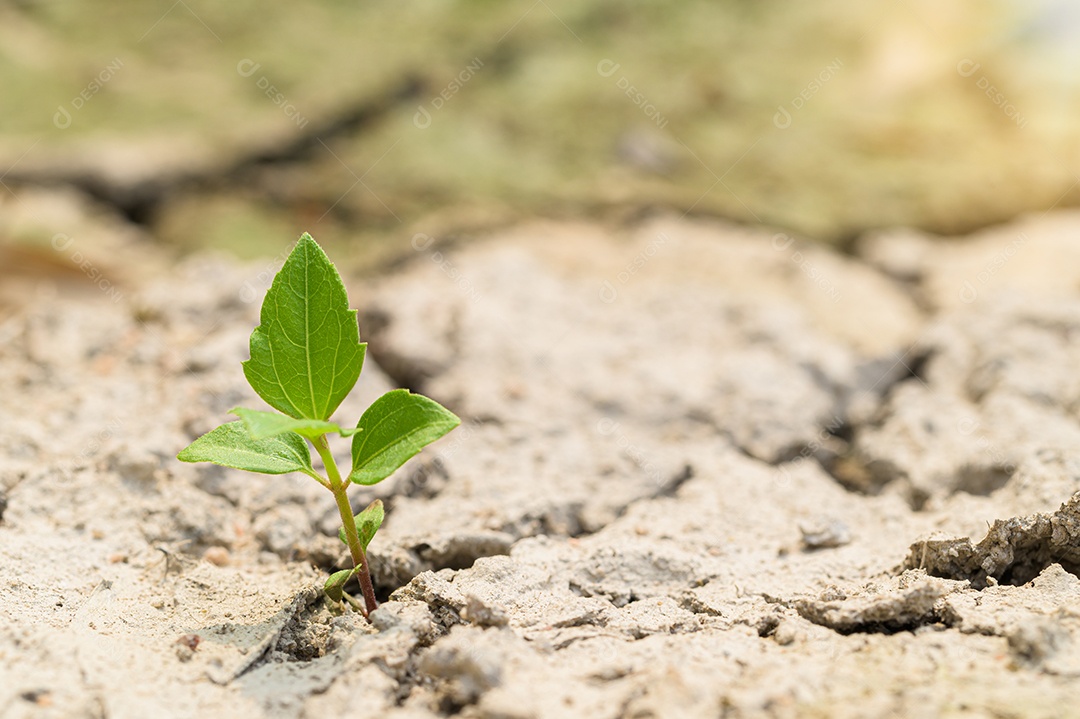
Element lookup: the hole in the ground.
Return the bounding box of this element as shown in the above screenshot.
[902,351,931,384]
[903,497,1080,589]
[923,552,1080,590]
[819,452,877,494]
[756,615,781,637]
[818,452,932,512]
[907,486,931,512]
[951,462,1014,497]
[826,617,944,636]
[368,535,514,600]
[813,349,939,499]
[415,537,512,573]
[811,420,878,495]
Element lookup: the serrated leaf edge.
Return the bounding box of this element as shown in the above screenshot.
[176,421,316,476]
[349,398,460,485]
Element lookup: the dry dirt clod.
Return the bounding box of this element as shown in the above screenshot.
[799,517,852,550]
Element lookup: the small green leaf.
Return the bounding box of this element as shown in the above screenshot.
[349,389,460,485]
[324,568,357,602]
[338,499,385,550]
[357,499,385,549]
[242,233,367,421]
[230,407,361,440]
[177,422,314,475]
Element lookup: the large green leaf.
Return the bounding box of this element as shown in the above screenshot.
[349,389,460,485]
[177,421,314,475]
[230,407,360,441]
[338,499,385,550]
[242,233,366,421]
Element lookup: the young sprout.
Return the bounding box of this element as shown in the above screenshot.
[178,233,459,617]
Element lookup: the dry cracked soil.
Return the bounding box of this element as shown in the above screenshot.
[5,198,1080,718]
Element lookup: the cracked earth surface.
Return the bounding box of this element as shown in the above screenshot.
[4,199,1080,718]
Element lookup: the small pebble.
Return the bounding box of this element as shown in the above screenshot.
[773,620,800,646]
[800,518,852,550]
[203,546,230,567]
[175,634,200,662]
[19,690,52,707]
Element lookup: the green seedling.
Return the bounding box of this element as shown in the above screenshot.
[177,233,459,617]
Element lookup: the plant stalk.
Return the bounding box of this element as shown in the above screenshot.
[313,435,379,617]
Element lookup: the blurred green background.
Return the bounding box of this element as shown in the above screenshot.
[2,0,1079,268]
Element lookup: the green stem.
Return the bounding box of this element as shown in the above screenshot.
[313,434,379,617]
[302,468,332,491]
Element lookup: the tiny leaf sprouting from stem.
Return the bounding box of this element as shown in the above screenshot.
[339,499,385,549]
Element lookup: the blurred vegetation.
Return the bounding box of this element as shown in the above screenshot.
[2,0,1079,265]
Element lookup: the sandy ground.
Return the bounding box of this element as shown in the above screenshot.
[4,202,1080,717]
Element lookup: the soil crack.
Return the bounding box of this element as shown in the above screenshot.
[903,492,1080,588]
